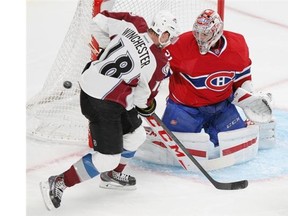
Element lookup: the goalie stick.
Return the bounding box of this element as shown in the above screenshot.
[144,113,248,190]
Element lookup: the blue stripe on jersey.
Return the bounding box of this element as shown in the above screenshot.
[180,67,251,89]
[82,153,99,178]
[181,73,209,89]
[235,67,251,81]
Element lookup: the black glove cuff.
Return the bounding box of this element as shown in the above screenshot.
[136,99,157,117]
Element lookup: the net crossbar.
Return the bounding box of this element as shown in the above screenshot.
[27,0,222,144]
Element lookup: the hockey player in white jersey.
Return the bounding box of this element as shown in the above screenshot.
[39,10,179,210]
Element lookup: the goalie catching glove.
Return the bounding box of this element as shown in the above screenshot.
[136,99,157,117]
[232,87,272,123]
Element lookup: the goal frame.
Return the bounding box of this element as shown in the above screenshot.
[92,0,225,20]
[90,0,225,60]
[27,0,226,144]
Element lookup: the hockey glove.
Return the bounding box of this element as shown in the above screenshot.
[232,87,272,123]
[136,99,157,117]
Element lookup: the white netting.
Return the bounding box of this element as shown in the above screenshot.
[27,0,220,144]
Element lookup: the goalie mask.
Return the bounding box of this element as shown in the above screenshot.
[150,10,180,47]
[193,9,224,55]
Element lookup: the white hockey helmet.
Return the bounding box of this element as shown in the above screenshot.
[193,9,224,55]
[150,10,180,47]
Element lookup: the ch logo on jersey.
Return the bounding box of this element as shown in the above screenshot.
[205,71,235,91]
[181,71,235,92]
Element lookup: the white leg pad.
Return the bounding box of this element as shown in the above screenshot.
[136,131,215,166]
[172,132,216,159]
[218,125,259,164]
[256,119,276,149]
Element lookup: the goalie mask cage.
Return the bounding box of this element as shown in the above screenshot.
[27,0,225,144]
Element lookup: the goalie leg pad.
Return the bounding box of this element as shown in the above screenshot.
[256,119,276,149]
[172,132,217,159]
[136,131,216,167]
[218,125,259,164]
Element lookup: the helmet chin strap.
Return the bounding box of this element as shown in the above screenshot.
[198,35,219,55]
[158,34,170,48]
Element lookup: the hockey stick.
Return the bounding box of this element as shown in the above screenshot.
[144,113,248,190]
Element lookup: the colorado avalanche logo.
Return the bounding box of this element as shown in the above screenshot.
[205,71,235,91]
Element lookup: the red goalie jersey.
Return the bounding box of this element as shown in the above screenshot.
[164,30,252,107]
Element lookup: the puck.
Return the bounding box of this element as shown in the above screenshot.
[63,81,72,89]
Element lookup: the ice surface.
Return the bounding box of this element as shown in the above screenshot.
[26,1,288,215]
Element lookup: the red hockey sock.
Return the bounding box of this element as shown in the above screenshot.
[63,166,81,187]
[113,163,126,173]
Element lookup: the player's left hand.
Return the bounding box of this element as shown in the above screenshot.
[136,99,157,117]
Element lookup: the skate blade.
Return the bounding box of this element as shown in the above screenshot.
[39,181,54,211]
[99,180,137,191]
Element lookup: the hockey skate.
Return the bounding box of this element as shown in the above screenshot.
[39,174,67,210]
[99,170,136,190]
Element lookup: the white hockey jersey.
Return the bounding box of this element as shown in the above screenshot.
[79,11,169,110]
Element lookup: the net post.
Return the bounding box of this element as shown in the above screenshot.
[90,0,103,60]
[93,0,103,16]
[217,0,225,21]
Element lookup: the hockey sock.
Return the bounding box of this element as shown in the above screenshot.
[63,166,80,187]
[64,153,99,187]
[113,150,136,173]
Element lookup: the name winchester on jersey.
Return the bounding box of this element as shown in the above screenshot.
[80,11,168,110]
[122,28,150,68]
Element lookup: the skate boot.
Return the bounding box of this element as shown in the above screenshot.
[40,174,67,210]
[99,170,136,190]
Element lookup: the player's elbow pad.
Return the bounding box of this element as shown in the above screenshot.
[136,99,157,117]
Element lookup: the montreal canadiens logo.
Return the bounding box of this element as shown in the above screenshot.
[205,71,235,91]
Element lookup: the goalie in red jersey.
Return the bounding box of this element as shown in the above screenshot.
[162,9,275,153]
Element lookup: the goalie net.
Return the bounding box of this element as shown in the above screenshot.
[27,0,224,144]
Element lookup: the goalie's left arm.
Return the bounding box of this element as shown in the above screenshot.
[232,81,273,123]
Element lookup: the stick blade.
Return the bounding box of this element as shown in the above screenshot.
[230,180,249,190]
[215,180,248,190]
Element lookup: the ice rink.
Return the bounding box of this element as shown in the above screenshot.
[25,0,288,215]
